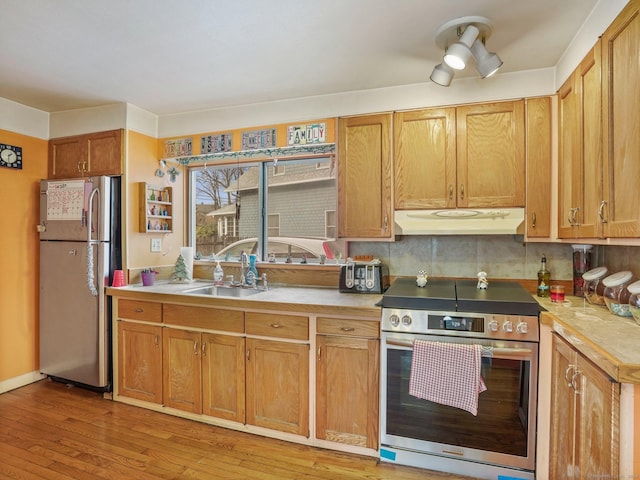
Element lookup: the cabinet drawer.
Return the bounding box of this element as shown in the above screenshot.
[163,304,244,333]
[118,299,162,323]
[317,317,379,338]
[246,312,309,340]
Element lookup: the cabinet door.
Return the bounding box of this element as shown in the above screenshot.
[337,114,393,239]
[525,97,552,238]
[163,328,202,414]
[117,321,163,403]
[602,0,640,238]
[394,108,456,209]
[456,101,525,208]
[49,135,85,179]
[246,338,309,436]
[86,129,123,176]
[574,354,619,480]
[549,335,577,479]
[202,333,246,422]
[316,335,379,449]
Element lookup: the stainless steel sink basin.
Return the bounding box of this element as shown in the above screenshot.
[183,285,263,298]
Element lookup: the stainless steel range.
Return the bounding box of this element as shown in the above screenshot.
[380,278,541,480]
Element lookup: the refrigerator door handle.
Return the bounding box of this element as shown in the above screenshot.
[86,187,100,296]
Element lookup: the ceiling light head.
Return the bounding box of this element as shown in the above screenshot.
[443,24,479,70]
[430,62,454,87]
[470,40,503,78]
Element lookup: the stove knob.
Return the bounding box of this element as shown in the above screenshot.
[488,320,499,332]
[502,320,514,333]
[516,321,528,334]
[389,314,400,327]
[401,315,412,326]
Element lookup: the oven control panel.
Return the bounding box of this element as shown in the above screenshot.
[382,309,539,342]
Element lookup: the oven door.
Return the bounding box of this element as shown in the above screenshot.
[381,331,538,473]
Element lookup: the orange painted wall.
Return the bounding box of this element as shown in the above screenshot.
[126,130,185,274]
[0,130,48,382]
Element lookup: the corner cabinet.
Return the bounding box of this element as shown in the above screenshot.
[549,334,619,479]
[601,0,640,238]
[49,129,123,179]
[557,43,602,239]
[393,100,525,210]
[337,113,393,239]
[139,183,173,233]
[315,317,379,449]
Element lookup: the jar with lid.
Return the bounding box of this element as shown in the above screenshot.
[582,266,608,306]
[602,271,634,317]
[628,280,640,325]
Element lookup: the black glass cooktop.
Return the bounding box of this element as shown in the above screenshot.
[381,277,540,316]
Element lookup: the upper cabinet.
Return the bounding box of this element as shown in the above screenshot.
[601,0,640,238]
[337,113,393,239]
[393,100,525,210]
[49,129,124,179]
[557,44,602,239]
[525,96,553,238]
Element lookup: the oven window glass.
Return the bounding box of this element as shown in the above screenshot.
[386,347,530,457]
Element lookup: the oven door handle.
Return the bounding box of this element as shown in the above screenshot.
[385,339,533,361]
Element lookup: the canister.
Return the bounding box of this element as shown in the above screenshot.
[627,280,640,325]
[602,271,634,317]
[582,266,608,306]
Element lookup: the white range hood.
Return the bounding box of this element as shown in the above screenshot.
[394,208,525,235]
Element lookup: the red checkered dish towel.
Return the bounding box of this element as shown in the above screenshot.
[409,340,487,416]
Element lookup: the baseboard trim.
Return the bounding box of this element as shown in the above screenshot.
[0,371,46,394]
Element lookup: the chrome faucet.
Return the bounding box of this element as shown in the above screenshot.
[261,273,268,290]
[239,251,249,285]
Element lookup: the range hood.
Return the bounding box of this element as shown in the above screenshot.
[394,208,525,235]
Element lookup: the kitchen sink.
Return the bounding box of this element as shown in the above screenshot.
[183,285,264,298]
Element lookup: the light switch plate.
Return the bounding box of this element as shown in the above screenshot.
[151,238,162,252]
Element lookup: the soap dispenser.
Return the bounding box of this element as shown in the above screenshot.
[214,260,224,285]
[246,254,259,286]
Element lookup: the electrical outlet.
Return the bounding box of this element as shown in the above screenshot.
[151,238,162,252]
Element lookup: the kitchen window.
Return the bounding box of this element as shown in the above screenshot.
[189,156,345,262]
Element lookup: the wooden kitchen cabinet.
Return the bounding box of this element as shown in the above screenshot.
[246,311,310,436]
[162,304,245,421]
[525,96,552,238]
[316,318,379,449]
[49,129,123,179]
[337,113,393,239]
[557,43,602,239]
[393,100,525,210]
[117,321,163,404]
[601,0,640,238]
[549,334,619,479]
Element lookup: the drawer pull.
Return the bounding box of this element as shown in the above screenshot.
[340,327,355,332]
[134,308,144,313]
[270,323,282,328]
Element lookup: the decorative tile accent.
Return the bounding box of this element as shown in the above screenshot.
[164,138,193,157]
[287,123,326,145]
[242,128,277,150]
[201,134,233,154]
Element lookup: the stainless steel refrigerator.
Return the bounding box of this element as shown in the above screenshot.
[39,175,121,390]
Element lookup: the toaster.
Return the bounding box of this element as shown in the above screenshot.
[339,260,389,294]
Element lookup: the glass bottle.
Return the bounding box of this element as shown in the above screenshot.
[537,255,550,298]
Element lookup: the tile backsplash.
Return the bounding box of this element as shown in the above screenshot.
[350,236,640,282]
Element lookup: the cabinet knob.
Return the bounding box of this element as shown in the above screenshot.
[460,184,465,200]
[531,212,537,228]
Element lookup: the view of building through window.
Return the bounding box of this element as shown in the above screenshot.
[190,157,346,263]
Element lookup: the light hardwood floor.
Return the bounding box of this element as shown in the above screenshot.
[0,379,480,479]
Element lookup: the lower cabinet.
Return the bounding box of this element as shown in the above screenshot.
[117,321,163,403]
[549,334,619,479]
[316,317,379,449]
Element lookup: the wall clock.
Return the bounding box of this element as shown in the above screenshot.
[0,144,23,170]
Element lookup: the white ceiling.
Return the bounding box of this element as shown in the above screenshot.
[0,0,599,116]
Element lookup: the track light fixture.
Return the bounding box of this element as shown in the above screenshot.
[431,16,503,86]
